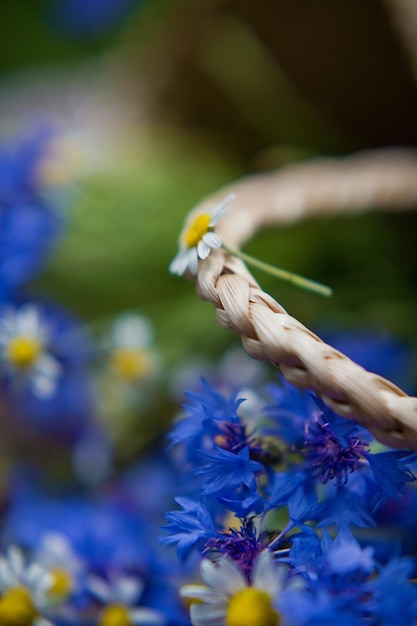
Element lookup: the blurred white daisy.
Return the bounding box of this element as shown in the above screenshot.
[169,194,235,276]
[0,305,61,397]
[180,550,284,626]
[108,313,159,383]
[35,532,85,604]
[88,573,164,626]
[0,545,55,626]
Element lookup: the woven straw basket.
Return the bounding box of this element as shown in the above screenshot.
[180,149,417,450]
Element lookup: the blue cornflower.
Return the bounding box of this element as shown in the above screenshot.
[218,489,266,517]
[0,130,63,300]
[365,450,416,500]
[263,383,416,526]
[161,497,217,560]
[169,379,249,463]
[302,397,372,486]
[369,557,417,625]
[283,528,417,626]
[264,378,315,446]
[194,445,263,496]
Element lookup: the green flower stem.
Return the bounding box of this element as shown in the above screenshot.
[222,244,333,298]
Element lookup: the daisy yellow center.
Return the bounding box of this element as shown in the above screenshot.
[184,213,211,249]
[99,604,133,626]
[111,348,152,381]
[6,336,42,368]
[0,586,38,626]
[226,588,280,626]
[48,567,73,600]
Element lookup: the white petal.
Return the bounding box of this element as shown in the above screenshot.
[190,603,225,626]
[31,375,56,399]
[114,576,143,605]
[112,315,153,349]
[0,558,14,588]
[31,355,61,398]
[129,607,165,625]
[197,240,211,260]
[209,194,235,226]
[7,545,24,577]
[203,233,221,249]
[201,558,246,595]
[35,355,61,378]
[187,249,200,275]
[180,585,216,603]
[87,575,111,602]
[169,250,192,276]
[18,307,42,337]
[26,563,51,590]
[34,619,54,626]
[252,551,283,597]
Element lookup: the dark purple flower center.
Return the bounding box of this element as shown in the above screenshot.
[203,521,268,582]
[303,419,369,486]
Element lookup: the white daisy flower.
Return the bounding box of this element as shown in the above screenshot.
[0,545,56,626]
[169,194,235,276]
[88,573,165,626]
[0,305,61,398]
[180,550,285,626]
[107,313,159,382]
[34,532,85,603]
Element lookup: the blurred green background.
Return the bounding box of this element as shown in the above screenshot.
[1,0,417,386]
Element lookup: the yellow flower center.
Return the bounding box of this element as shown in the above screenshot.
[226,587,280,626]
[99,604,132,626]
[6,337,42,369]
[0,586,38,626]
[110,348,152,381]
[48,567,73,600]
[184,213,211,249]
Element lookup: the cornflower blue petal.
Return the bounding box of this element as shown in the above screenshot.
[315,487,375,529]
[194,445,263,496]
[287,487,318,527]
[324,528,375,575]
[279,587,366,626]
[161,497,217,560]
[369,557,417,625]
[365,450,416,500]
[186,379,244,423]
[169,380,244,462]
[218,491,265,517]
[263,377,315,445]
[287,532,322,571]
[267,469,311,509]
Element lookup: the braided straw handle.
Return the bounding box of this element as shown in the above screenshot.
[182,149,417,450]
